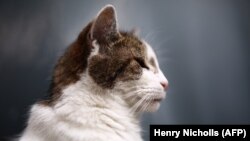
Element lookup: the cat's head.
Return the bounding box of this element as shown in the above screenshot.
[88,5,168,112]
[49,5,168,113]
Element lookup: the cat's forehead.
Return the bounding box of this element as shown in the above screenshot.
[143,40,160,70]
[143,41,158,61]
[109,34,159,65]
[110,34,147,58]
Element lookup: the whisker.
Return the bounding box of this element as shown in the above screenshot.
[123,89,147,99]
[132,93,153,114]
[137,95,151,113]
[143,95,153,112]
[129,95,145,113]
[129,94,148,114]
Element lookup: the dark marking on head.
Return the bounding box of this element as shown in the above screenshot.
[39,22,93,105]
[39,5,149,105]
[88,33,147,88]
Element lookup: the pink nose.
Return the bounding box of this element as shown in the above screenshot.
[160,81,168,91]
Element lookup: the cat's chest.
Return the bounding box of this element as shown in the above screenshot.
[62,107,143,141]
[54,110,143,141]
[50,95,142,141]
[21,103,144,141]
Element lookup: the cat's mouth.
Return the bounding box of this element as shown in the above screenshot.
[142,90,166,112]
[149,94,165,103]
[152,97,164,102]
[144,90,166,102]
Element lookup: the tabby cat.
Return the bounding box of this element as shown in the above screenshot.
[19,5,168,141]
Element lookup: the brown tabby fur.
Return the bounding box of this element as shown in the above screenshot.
[40,21,148,105]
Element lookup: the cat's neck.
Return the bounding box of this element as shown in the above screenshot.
[52,72,141,128]
[23,72,143,141]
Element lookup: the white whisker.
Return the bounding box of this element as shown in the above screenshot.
[137,95,151,113]
[129,94,148,114]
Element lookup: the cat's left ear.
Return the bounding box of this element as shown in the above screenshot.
[90,5,120,44]
[130,28,140,36]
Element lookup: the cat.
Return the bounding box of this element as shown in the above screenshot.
[19,4,168,141]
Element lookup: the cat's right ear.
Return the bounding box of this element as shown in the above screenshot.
[90,5,120,45]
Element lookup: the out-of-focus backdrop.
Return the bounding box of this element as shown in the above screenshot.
[0,0,249,140]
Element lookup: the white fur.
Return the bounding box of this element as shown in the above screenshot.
[90,40,100,56]
[19,41,167,141]
[144,41,168,85]
[19,74,142,141]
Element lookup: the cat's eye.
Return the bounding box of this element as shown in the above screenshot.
[135,58,149,70]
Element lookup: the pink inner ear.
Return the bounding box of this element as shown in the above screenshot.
[90,5,120,44]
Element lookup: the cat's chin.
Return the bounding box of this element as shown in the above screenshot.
[146,101,160,112]
[144,101,161,112]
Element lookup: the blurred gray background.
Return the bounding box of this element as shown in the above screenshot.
[0,0,249,140]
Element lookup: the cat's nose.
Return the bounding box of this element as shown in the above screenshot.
[160,81,168,91]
